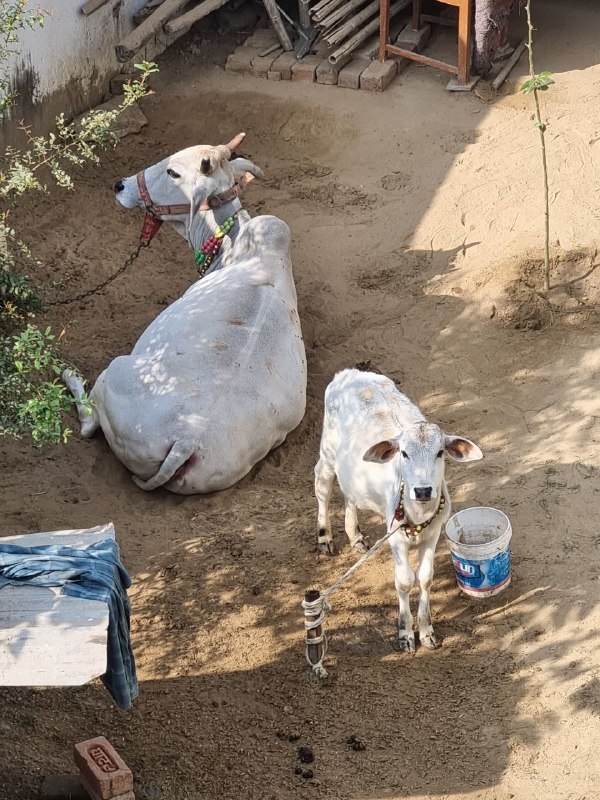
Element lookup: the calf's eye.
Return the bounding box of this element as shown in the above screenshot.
[437,450,444,458]
[401,450,409,459]
[167,168,181,179]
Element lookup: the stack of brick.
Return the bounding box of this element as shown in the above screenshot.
[225,20,429,92]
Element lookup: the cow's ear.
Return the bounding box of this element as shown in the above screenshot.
[444,436,483,462]
[363,439,399,463]
[229,158,263,181]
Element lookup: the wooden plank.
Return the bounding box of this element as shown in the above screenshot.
[0,524,114,687]
[81,0,110,15]
[491,39,527,90]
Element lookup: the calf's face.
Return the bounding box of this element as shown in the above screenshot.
[363,422,483,505]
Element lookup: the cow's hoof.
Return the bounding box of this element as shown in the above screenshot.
[420,628,440,649]
[318,540,336,556]
[397,632,416,653]
[352,538,368,554]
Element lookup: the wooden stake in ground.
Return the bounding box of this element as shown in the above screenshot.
[303,589,328,678]
[522,0,554,291]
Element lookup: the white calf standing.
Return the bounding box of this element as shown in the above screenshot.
[314,367,483,652]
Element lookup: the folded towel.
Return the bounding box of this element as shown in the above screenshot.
[0,537,138,710]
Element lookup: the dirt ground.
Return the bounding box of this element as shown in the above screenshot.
[2,1,600,798]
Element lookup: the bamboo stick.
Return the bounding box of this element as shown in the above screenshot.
[313,0,347,22]
[311,0,334,13]
[328,0,408,62]
[299,0,311,29]
[324,0,379,45]
[261,0,294,51]
[318,0,367,32]
[115,0,189,62]
[164,0,231,33]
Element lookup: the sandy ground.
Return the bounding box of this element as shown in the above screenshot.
[2,1,600,798]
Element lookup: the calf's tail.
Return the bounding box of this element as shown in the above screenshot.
[132,440,195,492]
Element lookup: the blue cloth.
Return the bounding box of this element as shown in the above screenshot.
[0,537,138,710]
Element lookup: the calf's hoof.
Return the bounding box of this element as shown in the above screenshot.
[397,630,416,653]
[352,538,368,554]
[318,539,337,556]
[420,628,440,649]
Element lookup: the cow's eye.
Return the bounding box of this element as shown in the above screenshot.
[401,450,409,459]
[167,168,181,179]
[437,450,444,458]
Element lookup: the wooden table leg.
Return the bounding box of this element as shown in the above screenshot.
[411,0,421,31]
[457,0,472,84]
[379,0,392,60]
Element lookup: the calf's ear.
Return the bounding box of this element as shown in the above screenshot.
[363,439,399,463]
[444,436,483,462]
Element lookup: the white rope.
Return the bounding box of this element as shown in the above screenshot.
[301,526,398,678]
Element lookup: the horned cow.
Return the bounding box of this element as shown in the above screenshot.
[64,133,307,494]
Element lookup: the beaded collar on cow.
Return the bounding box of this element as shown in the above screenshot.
[194,210,241,278]
[393,481,446,537]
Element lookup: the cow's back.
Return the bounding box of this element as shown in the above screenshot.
[96,252,306,484]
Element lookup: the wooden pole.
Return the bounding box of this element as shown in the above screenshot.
[115,0,189,62]
[456,0,472,85]
[261,0,294,51]
[164,0,232,33]
[304,589,326,676]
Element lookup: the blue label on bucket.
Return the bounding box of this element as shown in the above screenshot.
[451,550,510,592]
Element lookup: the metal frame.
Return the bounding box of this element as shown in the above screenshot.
[379,0,473,86]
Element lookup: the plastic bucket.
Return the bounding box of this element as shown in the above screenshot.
[445,507,512,598]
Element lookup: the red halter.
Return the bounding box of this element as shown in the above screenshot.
[135,171,254,245]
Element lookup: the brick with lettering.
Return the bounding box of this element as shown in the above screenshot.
[74,737,133,800]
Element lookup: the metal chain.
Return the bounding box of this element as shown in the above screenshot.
[47,241,148,307]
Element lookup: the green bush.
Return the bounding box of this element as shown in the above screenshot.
[0,1,158,445]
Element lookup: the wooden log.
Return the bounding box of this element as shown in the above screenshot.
[328,0,408,62]
[115,0,190,63]
[491,39,527,90]
[261,0,294,52]
[164,0,233,33]
[81,0,110,16]
[324,0,379,45]
[134,0,165,26]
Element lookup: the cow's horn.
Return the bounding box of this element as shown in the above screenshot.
[224,132,246,156]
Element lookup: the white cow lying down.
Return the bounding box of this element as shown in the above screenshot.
[64,133,307,494]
